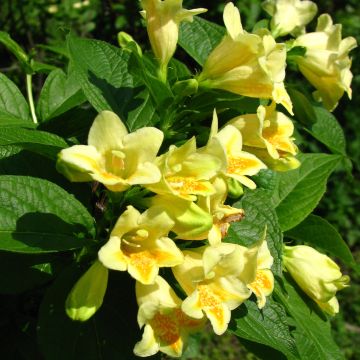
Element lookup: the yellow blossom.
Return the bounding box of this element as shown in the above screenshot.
[228,103,300,171]
[283,245,349,315]
[57,111,163,191]
[134,276,204,357]
[173,243,258,335]
[262,0,318,37]
[293,14,357,111]
[197,2,293,114]
[146,136,222,201]
[98,206,183,285]
[205,110,266,189]
[150,177,244,244]
[140,0,207,71]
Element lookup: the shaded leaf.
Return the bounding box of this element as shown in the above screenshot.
[0,176,95,253]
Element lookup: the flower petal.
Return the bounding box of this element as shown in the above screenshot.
[223,2,243,39]
[88,111,128,152]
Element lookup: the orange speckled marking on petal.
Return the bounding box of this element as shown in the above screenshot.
[151,311,180,344]
[249,269,273,296]
[151,308,201,353]
[126,251,156,282]
[167,176,211,195]
[197,285,224,325]
[227,156,260,174]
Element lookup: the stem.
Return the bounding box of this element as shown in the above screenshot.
[26,73,38,124]
[157,62,168,83]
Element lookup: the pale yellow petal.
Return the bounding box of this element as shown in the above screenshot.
[223,2,243,39]
[98,236,128,271]
[134,324,160,357]
[88,111,127,152]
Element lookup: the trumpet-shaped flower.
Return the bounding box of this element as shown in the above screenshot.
[173,243,259,335]
[262,0,318,37]
[197,2,293,114]
[146,136,223,201]
[283,245,349,315]
[228,103,300,171]
[65,260,108,321]
[140,0,207,70]
[57,111,163,191]
[206,110,266,189]
[293,14,357,111]
[150,194,214,240]
[247,239,274,309]
[151,177,244,244]
[98,206,183,284]
[196,177,245,245]
[134,276,204,357]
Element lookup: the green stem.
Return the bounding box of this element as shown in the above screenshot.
[157,62,168,83]
[26,73,38,124]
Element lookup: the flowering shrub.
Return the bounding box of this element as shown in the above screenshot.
[0,1,358,358]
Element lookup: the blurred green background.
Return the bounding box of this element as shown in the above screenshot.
[0,0,359,359]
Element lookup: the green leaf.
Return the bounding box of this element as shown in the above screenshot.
[0,73,31,122]
[273,153,341,231]
[37,69,86,121]
[230,299,299,359]
[126,88,157,131]
[68,36,142,120]
[0,31,32,73]
[0,176,95,253]
[285,215,359,273]
[179,17,225,66]
[133,53,174,107]
[38,267,156,360]
[288,88,316,126]
[306,107,346,156]
[275,277,344,360]
[189,90,259,114]
[225,189,282,275]
[0,146,91,207]
[0,127,68,159]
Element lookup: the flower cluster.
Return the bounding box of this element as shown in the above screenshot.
[57,1,354,357]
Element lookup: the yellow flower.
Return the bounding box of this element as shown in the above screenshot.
[228,103,300,171]
[150,194,214,241]
[146,136,222,201]
[151,177,244,244]
[293,14,357,111]
[206,110,267,189]
[196,177,245,245]
[134,276,204,358]
[98,206,183,285]
[247,239,274,309]
[65,260,108,321]
[57,111,163,192]
[141,0,207,70]
[173,243,258,335]
[283,245,349,315]
[197,2,293,114]
[262,0,318,37]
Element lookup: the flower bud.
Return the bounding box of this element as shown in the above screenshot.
[283,245,349,314]
[65,261,108,321]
